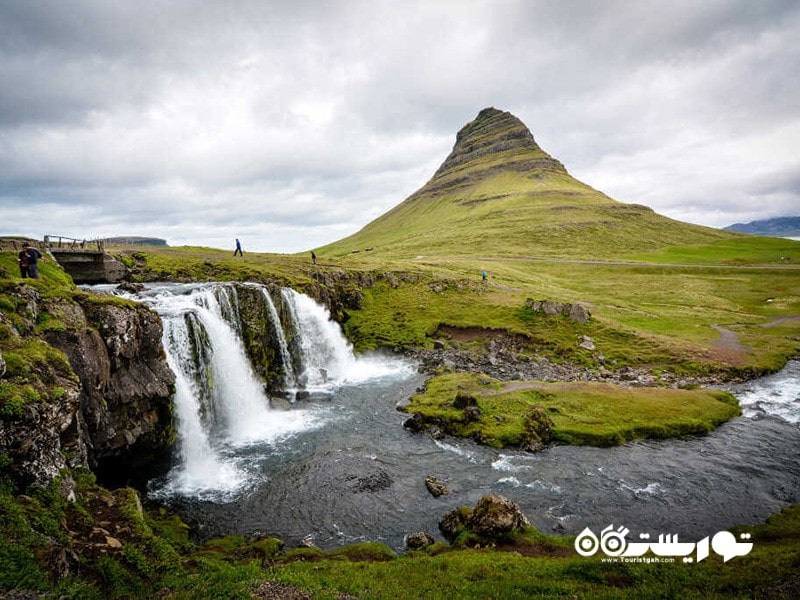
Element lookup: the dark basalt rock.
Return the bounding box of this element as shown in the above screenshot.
[403,411,427,432]
[0,285,176,490]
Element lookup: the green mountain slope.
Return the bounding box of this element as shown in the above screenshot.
[318,108,736,259]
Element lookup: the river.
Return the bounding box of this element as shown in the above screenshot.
[125,282,800,551]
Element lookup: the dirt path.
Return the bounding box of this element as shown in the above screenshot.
[710,324,747,352]
[762,315,800,328]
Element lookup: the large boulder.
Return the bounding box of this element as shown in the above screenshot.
[469,495,530,537]
[525,299,591,324]
[439,495,530,543]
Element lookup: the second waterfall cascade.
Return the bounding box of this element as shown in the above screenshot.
[133,282,413,500]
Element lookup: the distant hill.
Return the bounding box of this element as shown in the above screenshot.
[317,107,735,259]
[104,236,168,247]
[724,217,800,237]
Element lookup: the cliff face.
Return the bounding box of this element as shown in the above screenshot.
[49,296,176,482]
[0,284,175,490]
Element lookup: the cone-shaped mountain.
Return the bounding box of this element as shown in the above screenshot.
[319,107,733,259]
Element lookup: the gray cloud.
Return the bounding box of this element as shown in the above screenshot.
[1,0,798,251]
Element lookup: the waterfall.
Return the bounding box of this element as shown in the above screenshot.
[259,288,297,389]
[281,287,355,386]
[135,282,412,500]
[157,312,246,498]
[186,287,279,446]
[214,285,241,334]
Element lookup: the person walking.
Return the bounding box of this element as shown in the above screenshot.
[234,238,243,256]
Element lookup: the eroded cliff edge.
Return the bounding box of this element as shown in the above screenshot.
[0,283,175,492]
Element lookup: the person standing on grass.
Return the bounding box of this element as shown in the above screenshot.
[311,250,317,265]
[234,238,243,256]
[18,242,44,279]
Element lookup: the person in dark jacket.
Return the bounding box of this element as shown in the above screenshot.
[234,238,243,256]
[18,242,44,278]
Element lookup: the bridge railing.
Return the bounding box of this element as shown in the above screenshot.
[44,235,105,253]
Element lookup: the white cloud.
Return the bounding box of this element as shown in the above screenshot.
[1,0,799,251]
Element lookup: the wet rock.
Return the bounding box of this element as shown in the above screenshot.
[403,412,427,433]
[425,476,449,497]
[115,281,145,293]
[433,340,446,350]
[468,494,530,537]
[406,531,435,550]
[0,350,5,377]
[349,468,393,493]
[44,296,176,484]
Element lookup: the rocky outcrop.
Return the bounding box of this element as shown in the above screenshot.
[46,295,176,484]
[439,495,529,543]
[0,373,84,489]
[469,495,530,537]
[525,299,591,324]
[0,284,175,489]
[417,108,567,199]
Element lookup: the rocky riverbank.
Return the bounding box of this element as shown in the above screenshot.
[409,332,750,389]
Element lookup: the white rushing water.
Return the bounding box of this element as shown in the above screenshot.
[735,360,800,424]
[137,282,413,500]
[281,287,407,387]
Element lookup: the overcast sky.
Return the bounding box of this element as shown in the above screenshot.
[1,1,798,252]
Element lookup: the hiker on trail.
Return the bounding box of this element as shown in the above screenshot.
[481,270,487,282]
[311,251,317,265]
[18,242,44,279]
[234,238,243,256]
